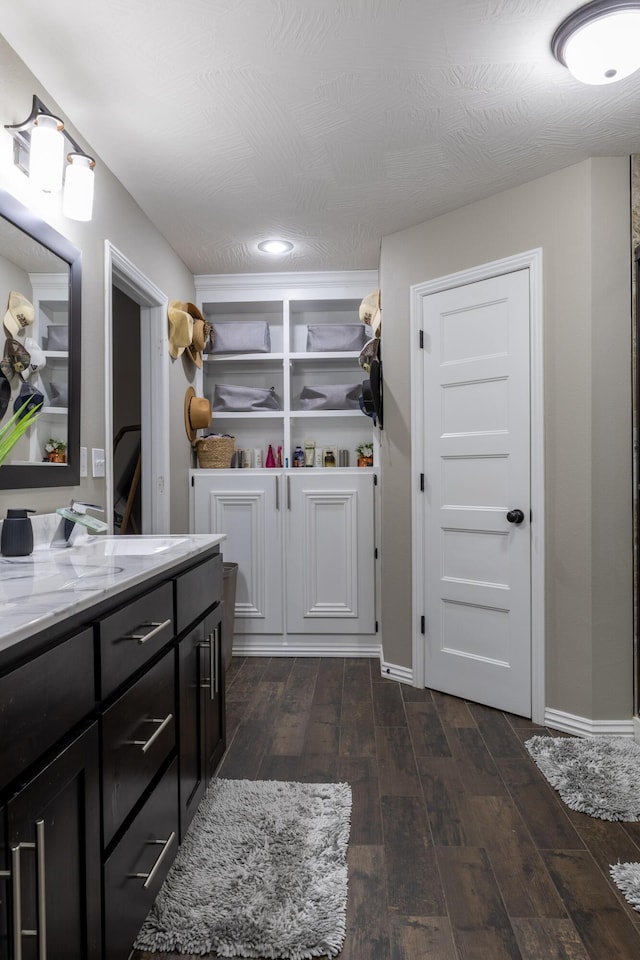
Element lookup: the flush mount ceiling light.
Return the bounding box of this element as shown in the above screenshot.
[257,239,294,255]
[552,0,640,84]
[5,94,96,221]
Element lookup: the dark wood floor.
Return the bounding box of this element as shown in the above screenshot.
[136,656,640,960]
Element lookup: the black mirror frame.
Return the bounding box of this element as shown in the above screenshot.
[0,188,81,489]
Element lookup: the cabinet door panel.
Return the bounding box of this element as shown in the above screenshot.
[177,605,225,840]
[193,473,283,634]
[5,724,101,960]
[286,473,375,634]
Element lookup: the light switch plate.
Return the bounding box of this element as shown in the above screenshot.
[79,446,87,478]
[92,447,105,478]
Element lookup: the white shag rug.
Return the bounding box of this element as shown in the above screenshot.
[134,777,352,958]
[611,862,640,912]
[525,735,640,821]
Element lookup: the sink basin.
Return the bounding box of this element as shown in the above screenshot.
[74,536,189,556]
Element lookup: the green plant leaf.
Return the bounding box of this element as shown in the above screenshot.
[0,401,42,465]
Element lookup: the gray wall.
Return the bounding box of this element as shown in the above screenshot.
[380,157,633,722]
[0,37,196,530]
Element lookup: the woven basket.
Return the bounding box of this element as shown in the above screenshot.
[194,435,236,469]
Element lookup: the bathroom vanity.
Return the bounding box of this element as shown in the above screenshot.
[0,532,225,960]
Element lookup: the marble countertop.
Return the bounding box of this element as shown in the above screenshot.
[0,527,225,654]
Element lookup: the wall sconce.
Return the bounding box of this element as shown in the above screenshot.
[5,95,96,221]
[552,0,640,84]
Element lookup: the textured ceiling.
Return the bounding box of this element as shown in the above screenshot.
[2,0,640,274]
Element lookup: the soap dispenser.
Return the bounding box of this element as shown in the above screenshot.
[1,508,35,557]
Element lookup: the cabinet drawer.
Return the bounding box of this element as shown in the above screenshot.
[175,554,222,634]
[97,582,174,697]
[104,758,178,960]
[0,629,94,791]
[102,649,175,847]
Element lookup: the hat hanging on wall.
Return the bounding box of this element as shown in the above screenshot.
[168,300,194,359]
[0,369,10,420]
[3,291,35,337]
[1,337,31,379]
[185,303,207,368]
[359,289,381,338]
[24,336,46,375]
[184,386,212,443]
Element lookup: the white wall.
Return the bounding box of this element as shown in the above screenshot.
[0,37,197,531]
[380,157,633,722]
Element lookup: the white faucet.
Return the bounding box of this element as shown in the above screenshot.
[52,500,108,546]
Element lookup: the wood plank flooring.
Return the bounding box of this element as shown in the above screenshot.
[134,656,640,960]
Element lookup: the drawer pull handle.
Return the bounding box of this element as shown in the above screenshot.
[8,820,47,960]
[132,713,173,753]
[128,831,176,890]
[124,618,172,645]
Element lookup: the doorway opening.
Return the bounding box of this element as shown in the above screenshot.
[104,242,170,534]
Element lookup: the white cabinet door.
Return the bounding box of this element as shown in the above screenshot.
[192,472,284,634]
[285,472,375,634]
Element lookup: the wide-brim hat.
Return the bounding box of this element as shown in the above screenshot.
[168,300,194,359]
[184,386,211,443]
[359,289,381,338]
[186,310,207,368]
[4,291,35,338]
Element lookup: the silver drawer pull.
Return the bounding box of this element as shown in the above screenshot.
[132,713,173,753]
[128,831,176,889]
[9,820,47,960]
[124,618,172,645]
[199,630,218,700]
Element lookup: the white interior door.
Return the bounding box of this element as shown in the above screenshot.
[421,268,532,716]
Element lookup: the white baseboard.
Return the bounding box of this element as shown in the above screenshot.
[379,660,414,684]
[232,637,382,658]
[634,716,640,743]
[544,707,635,738]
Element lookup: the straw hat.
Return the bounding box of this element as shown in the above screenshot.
[168,300,193,359]
[184,386,211,442]
[185,303,207,368]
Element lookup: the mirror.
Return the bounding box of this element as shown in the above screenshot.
[0,188,81,488]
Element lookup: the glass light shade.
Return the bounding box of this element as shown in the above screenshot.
[29,114,65,192]
[257,239,294,254]
[62,153,95,221]
[563,9,640,84]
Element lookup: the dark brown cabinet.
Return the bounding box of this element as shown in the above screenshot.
[0,542,225,960]
[1,724,101,960]
[177,603,225,839]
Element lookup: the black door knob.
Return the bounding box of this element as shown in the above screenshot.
[506,508,525,525]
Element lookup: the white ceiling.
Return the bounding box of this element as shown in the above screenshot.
[2,0,640,275]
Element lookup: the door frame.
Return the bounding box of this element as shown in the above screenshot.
[104,241,170,534]
[410,248,545,723]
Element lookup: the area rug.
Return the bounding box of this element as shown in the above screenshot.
[134,777,352,958]
[525,735,640,821]
[610,862,640,912]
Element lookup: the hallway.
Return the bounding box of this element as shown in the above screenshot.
[137,656,640,959]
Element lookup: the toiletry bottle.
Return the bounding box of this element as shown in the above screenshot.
[1,508,35,557]
[265,444,276,468]
[294,445,305,468]
[277,445,283,468]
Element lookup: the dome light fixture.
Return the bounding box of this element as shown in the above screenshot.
[257,239,294,255]
[552,0,640,85]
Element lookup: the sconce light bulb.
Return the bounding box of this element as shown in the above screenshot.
[29,113,65,192]
[63,153,95,221]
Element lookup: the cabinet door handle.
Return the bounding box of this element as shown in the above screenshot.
[9,819,47,960]
[128,831,176,889]
[124,619,172,644]
[287,474,291,510]
[199,630,219,700]
[131,713,173,753]
[275,474,280,510]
